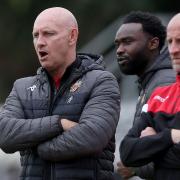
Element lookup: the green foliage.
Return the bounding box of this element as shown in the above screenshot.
[8,0,32,14]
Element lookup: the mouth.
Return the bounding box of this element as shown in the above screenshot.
[172,58,180,61]
[117,56,129,65]
[38,50,48,60]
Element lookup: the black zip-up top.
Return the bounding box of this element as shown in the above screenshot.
[0,53,120,180]
[134,47,175,125]
[128,48,176,179]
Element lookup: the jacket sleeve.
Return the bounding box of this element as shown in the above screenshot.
[134,162,154,179]
[151,114,180,168]
[158,143,180,168]
[37,72,120,161]
[0,80,61,153]
[120,112,173,167]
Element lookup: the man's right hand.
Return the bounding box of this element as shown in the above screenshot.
[117,161,135,179]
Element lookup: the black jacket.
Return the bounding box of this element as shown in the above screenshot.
[130,48,175,179]
[0,53,120,180]
[134,47,176,125]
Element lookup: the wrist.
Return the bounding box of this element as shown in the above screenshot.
[131,170,136,176]
[58,118,64,132]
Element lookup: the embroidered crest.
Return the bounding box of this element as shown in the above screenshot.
[70,80,82,92]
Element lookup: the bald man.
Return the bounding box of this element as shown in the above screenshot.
[0,7,120,179]
[120,13,180,180]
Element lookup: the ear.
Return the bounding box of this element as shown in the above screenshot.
[148,37,159,50]
[68,28,78,46]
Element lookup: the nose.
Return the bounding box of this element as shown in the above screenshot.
[116,44,125,56]
[34,35,46,48]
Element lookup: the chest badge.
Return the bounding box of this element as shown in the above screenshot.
[70,80,82,92]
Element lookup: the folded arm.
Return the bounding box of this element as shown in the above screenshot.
[0,81,62,153]
[120,112,173,167]
[37,72,120,161]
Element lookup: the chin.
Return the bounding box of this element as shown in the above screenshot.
[173,65,180,73]
[120,69,135,75]
[41,63,50,69]
[41,65,51,71]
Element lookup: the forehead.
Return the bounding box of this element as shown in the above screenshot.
[167,20,180,38]
[33,12,63,31]
[115,23,144,39]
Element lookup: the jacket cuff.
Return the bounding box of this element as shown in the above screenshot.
[57,117,64,133]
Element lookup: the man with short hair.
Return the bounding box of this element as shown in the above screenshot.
[114,11,175,179]
[0,7,120,180]
[120,12,180,180]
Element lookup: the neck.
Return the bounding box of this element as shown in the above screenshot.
[49,68,66,79]
[49,52,76,78]
[138,51,160,77]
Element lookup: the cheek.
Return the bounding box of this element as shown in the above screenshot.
[33,44,39,55]
[53,40,66,50]
[128,48,139,58]
[33,40,37,48]
[128,43,141,54]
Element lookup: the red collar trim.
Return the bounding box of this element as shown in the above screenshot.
[53,75,61,90]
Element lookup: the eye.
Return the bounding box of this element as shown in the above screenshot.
[33,32,39,39]
[45,31,55,36]
[114,41,120,48]
[124,39,132,45]
[167,38,172,46]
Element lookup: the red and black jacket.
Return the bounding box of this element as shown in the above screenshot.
[120,75,180,180]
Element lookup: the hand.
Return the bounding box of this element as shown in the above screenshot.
[171,129,180,144]
[117,161,135,179]
[60,119,78,131]
[140,127,156,138]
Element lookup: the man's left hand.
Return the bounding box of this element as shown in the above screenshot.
[60,119,77,131]
[140,127,156,138]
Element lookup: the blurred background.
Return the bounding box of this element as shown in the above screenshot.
[0,0,179,179]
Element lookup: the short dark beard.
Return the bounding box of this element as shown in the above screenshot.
[118,52,149,76]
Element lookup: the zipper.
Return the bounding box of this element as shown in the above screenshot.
[49,71,81,114]
[51,163,54,180]
[47,78,73,180]
[22,152,30,180]
[49,81,68,114]
[46,70,81,179]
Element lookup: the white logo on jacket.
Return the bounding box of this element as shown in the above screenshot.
[67,96,73,103]
[153,95,169,102]
[27,85,37,92]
